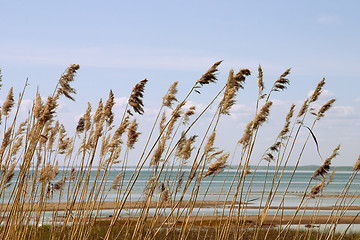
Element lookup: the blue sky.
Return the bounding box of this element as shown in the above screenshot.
[0,1,359,166]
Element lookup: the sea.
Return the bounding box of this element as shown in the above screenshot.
[2,165,360,231]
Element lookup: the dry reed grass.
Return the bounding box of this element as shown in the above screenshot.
[0,62,358,240]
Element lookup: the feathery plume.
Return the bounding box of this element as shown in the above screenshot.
[47,120,59,151]
[272,68,291,92]
[326,167,336,187]
[2,87,14,116]
[253,101,273,129]
[34,92,43,119]
[221,68,250,115]
[316,98,336,120]
[39,163,54,182]
[69,167,76,182]
[100,134,111,157]
[279,104,295,138]
[0,127,12,160]
[196,61,222,86]
[10,135,23,157]
[57,64,80,101]
[204,153,229,177]
[14,120,27,138]
[176,172,185,193]
[110,172,123,190]
[109,115,129,152]
[2,163,15,189]
[104,90,115,126]
[94,99,104,124]
[159,112,167,132]
[76,117,85,134]
[163,81,178,108]
[182,106,196,125]
[309,78,325,103]
[166,101,184,138]
[178,135,197,164]
[238,120,253,147]
[126,119,140,149]
[312,144,340,178]
[84,102,92,132]
[128,78,148,115]
[297,99,309,118]
[204,130,216,155]
[52,161,59,179]
[310,177,325,198]
[257,65,264,94]
[150,139,165,167]
[39,96,58,123]
[352,155,360,172]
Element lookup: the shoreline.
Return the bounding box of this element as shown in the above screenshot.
[2,200,360,211]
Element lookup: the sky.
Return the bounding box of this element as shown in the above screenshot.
[0,0,359,166]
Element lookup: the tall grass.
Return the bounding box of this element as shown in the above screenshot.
[0,64,359,240]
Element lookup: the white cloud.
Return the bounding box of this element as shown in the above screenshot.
[330,105,357,118]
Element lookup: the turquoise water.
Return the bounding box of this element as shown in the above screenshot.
[1,166,360,229]
[3,165,360,219]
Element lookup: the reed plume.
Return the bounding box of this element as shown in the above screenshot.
[34,92,43,119]
[182,106,196,125]
[309,78,325,103]
[76,117,85,134]
[326,167,336,187]
[196,61,222,86]
[104,90,115,126]
[128,78,148,115]
[353,155,360,172]
[204,130,216,155]
[39,163,54,183]
[238,120,253,147]
[221,68,250,114]
[2,163,15,189]
[94,99,104,124]
[297,99,309,118]
[2,87,14,116]
[316,98,336,120]
[258,65,264,95]
[312,144,340,178]
[84,102,92,132]
[310,177,325,198]
[47,120,59,151]
[39,96,58,123]
[178,135,197,164]
[253,101,273,129]
[109,115,129,152]
[163,81,178,108]
[272,68,291,92]
[126,119,140,149]
[279,104,295,138]
[57,64,80,101]
[204,153,229,177]
[110,172,123,190]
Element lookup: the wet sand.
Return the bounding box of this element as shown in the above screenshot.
[1,200,359,226]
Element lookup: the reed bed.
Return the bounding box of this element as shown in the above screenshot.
[0,63,359,240]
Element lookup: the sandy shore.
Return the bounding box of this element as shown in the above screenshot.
[1,200,359,226]
[2,200,360,212]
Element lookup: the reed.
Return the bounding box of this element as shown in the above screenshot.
[0,62,358,240]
